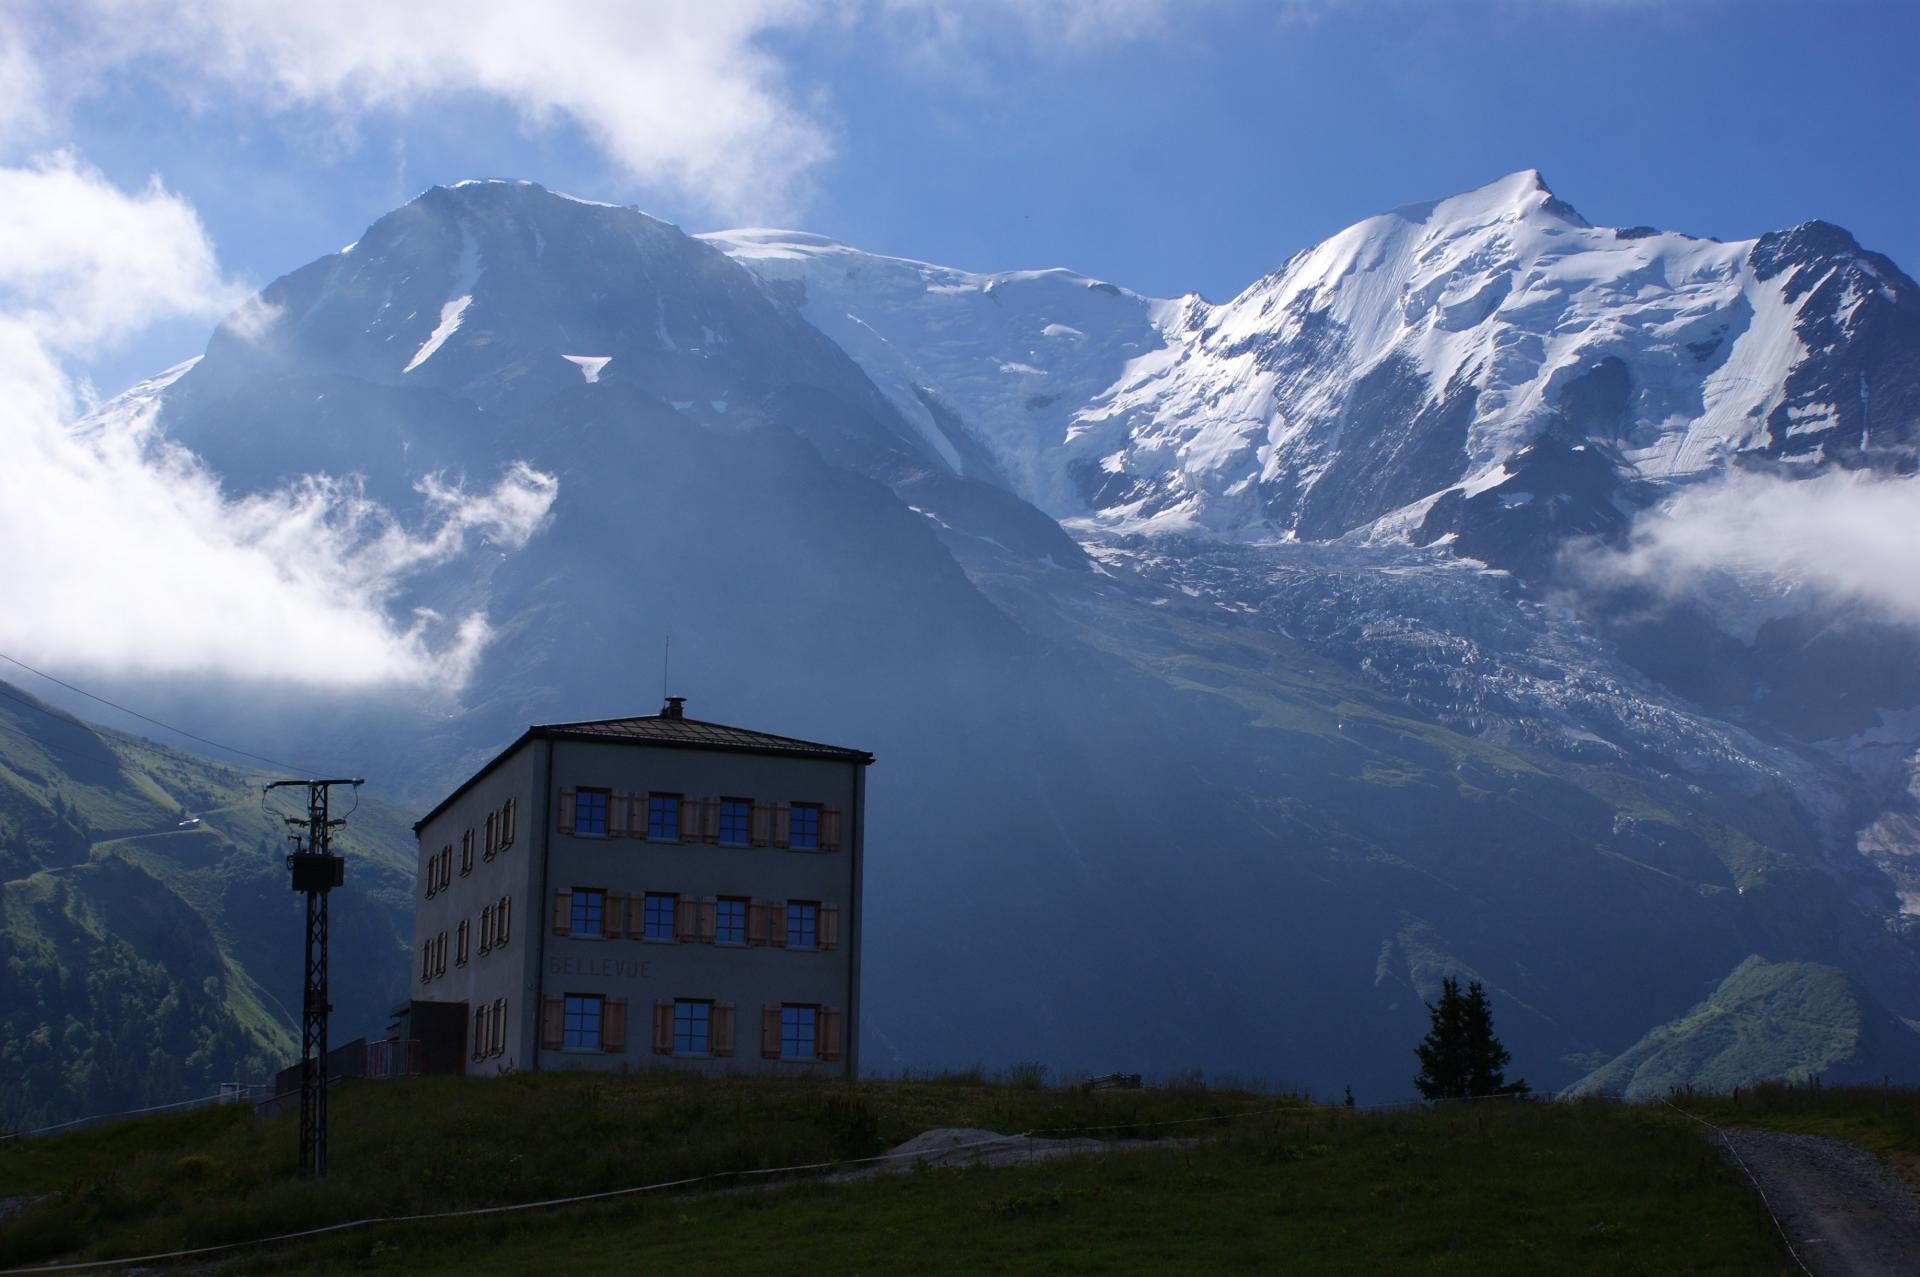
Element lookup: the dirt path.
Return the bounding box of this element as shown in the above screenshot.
[1722,1128,1920,1277]
[840,1127,1192,1178]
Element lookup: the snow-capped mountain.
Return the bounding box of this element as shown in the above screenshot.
[70,174,1920,1099]
[711,170,1917,560]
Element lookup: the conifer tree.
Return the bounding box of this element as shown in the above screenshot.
[1413,976,1529,1100]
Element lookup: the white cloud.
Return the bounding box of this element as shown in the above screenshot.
[1581,468,1920,629]
[0,156,557,688]
[16,0,833,223]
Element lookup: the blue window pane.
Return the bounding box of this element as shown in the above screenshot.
[563,995,602,1050]
[644,892,677,940]
[575,790,608,836]
[672,1000,711,1055]
[715,897,747,945]
[789,803,821,849]
[647,794,680,840]
[571,889,604,937]
[786,902,818,950]
[780,1005,817,1060]
[719,799,751,844]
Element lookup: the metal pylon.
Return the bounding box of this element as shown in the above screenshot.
[268,777,360,1176]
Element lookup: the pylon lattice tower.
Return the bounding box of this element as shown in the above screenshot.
[267,777,362,1177]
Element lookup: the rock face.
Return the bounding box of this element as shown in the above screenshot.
[68,174,1920,1103]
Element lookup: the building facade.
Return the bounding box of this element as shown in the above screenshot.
[410,699,871,1077]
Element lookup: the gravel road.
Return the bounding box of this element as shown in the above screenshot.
[1722,1128,1920,1277]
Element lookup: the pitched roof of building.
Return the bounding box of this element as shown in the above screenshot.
[413,701,872,833]
[531,712,874,763]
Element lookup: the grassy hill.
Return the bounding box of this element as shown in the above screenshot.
[0,680,418,1129]
[0,1071,1802,1275]
[1568,956,1920,1100]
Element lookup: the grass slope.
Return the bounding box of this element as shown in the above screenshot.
[1570,956,1920,1100]
[0,681,419,1129]
[0,1073,1795,1275]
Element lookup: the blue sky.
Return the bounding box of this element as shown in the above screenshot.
[12,0,1915,401]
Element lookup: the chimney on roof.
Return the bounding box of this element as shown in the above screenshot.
[663,696,686,719]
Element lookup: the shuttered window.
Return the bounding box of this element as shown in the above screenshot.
[819,1007,844,1062]
[557,788,576,834]
[647,793,680,840]
[423,847,440,899]
[685,796,719,843]
[479,905,493,953]
[715,897,747,945]
[672,1000,712,1055]
[540,995,564,1049]
[575,789,609,837]
[786,901,819,950]
[551,887,573,937]
[570,888,605,937]
[604,890,629,940]
[472,1002,489,1059]
[484,813,496,859]
[456,919,470,966]
[490,998,507,1056]
[696,896,717,944]
[643,892,676,941]
[821,807,843,853]
[789,803,822,850]
[438,847,452,890]
[819,904,840,951]
[713,1003,736,1057]
[779,1005,817,1060]
[750,800,772,847]
[502,798,516,847]
[419,942,432,984]
[497,895,511,945]
[771,804,791,849]
[719,798,751,845]
[434,931,447,978]
[608,791,631,837]
[561,994,602,1050]
[674,896,700,942]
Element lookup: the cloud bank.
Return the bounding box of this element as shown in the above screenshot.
[1582,468,1920,630]
[0,155,557,689]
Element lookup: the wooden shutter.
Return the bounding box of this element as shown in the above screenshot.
[479,904,493,953]
[762,1006,781,1059]
[653,1000,673,1055]
[484,814,495,858]
[608,792,630,837]
[820,1007,844,1062]
[698,896,717,944]
[747,900,768,947]
[498,895,512,944]
[540,995,564,1049]
[602,997,628,1052]
[491,998,507,1055]
[420,943,431,984]
[503,799,515,847]
[750,800,771,847]
[822,807,843,852]
[439,847,452,889]
[457,919,469,964]
[668,896,692,942]
[473,1003,488,1059]
[603,891,628,940]
[768,902,788,949]
[558,787,576,834]
[435,932,448,977]
[552,887,573,936]
[771,804,791,849]
[819,904,840,951]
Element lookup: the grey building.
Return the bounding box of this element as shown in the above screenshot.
[410,698,872,1077]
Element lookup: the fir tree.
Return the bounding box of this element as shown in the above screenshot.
[1413,976,1529,1100]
